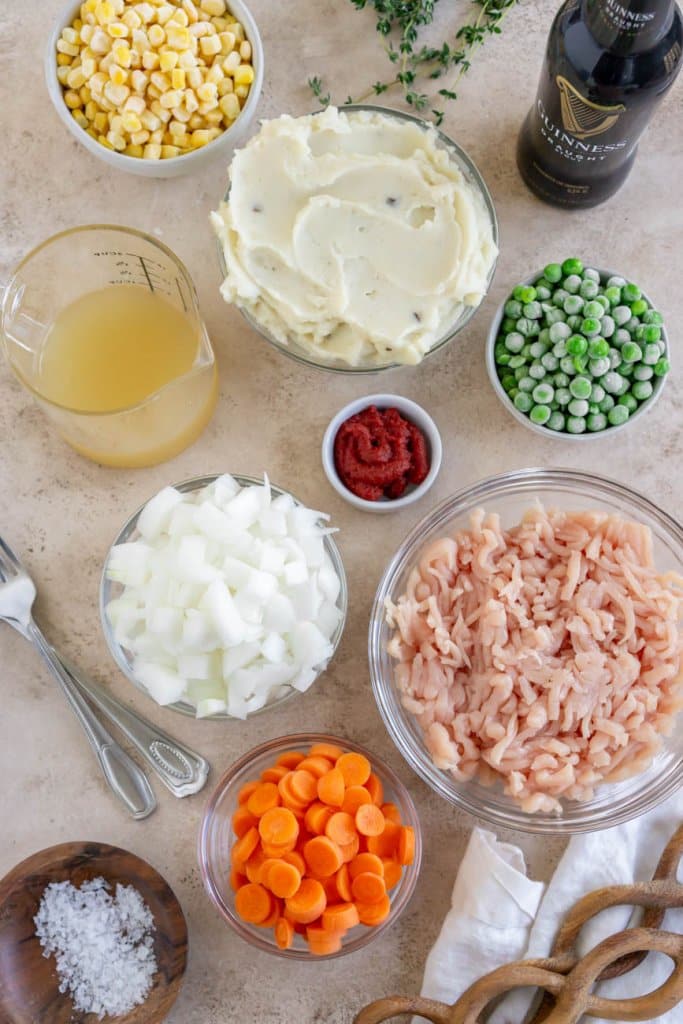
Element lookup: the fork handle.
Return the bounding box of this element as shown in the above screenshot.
[58,654,210,798]
[28,625,157,820]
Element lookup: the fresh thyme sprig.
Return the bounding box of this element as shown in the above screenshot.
[307,0,519,125]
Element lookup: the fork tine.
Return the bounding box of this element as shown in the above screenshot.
[0,535,22,580]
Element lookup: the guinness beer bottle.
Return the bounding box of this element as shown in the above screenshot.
[517,0,682,207]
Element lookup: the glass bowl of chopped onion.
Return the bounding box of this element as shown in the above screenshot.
[369,467,683,835]
[198,732,422,959]
[100,474,347,719]
[213,104,498,373]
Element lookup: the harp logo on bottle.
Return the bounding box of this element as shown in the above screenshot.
[556,75,626,138]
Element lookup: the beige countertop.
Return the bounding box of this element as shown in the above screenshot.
[1,1,681,1021]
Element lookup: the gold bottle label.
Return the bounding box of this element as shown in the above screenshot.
[556,75,626,138]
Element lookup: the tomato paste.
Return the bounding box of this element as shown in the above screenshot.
[333,406,430,501]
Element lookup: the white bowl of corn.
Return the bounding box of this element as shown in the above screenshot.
[46,0,263,178]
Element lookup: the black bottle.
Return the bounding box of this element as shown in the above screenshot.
[517,0,682,208]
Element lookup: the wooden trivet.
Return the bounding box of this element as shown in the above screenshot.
[354,824,683,1024]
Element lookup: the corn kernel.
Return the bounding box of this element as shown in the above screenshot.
[82,55,97,77]
[233,64,253,86]
[199,33,221,56]
[95,1,115,26]
[166,25,191,49]
[222,50,239,74]
[159,88,182,108]
[124,143,144,157]
[122,110,142,132]
[178,49,197,68]
[169,119,187,136]
[113,41,132,66]
[161,144,181,158]
[200,0,226,15]
[217,77,233,95]
[132,28,149,53]
[73,18,83,30]
[189,20,210,37]
[110,113,124,134]
[234,84,248,99]
[131,128,150,144]
[100,51,115,71]
[231,21,244,42]
[148,23,166,47]
[185,66,202,89]
[72,108,89,128]
[212,15,229,30]
[98,133,114,149]
[184,88,199,112]
[239,40,251,61]
[124,93,146,113]
[57,52,73,67]
[171,67,186,89]
[80,85,92,103]
[85,99,98,120]
[93,110,109,131]
[188,112,203,129]
[170,104,191,122]
[106,129,126,150]
[218,30,235,53]
[121,8,142,29]
[130,69,149,91]
[103,80,130,105]
[150,70,170,91]
[149,127,164,142]
[80,23,95,43]
[62,25,79,44]
[206,62,223,84]
[90,27,111,53]
[86,126,98,138]
[168,8,189,27]
[204,108,222,125]
[57,39,80,56]
[107,21,129,37]
[190,127,211,147]
[140,108,161,130]
[57,65,71,85]
[159,50,177,71]
[83,0,97,13]
[183,0,199,22]
[134,3,155,24]
[142,50,159,70]
[219,91,239,120]
[143,142,162,159]
[196,80,216,101]
[109,64,128,85]
[63,89,82,109]
[156,5,176,26]
[147,84,161,99]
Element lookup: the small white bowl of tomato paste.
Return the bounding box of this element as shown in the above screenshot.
[322,394,442,513]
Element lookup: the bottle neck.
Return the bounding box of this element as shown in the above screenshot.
[583,0,676,53]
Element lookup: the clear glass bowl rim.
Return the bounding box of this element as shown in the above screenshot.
[369,466,683,835]
[100,474,348,719]
[214,102,499,374]
[197,731,422,959]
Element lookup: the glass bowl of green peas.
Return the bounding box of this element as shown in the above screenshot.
[486,259,670,439]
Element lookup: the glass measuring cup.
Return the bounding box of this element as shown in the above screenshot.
[1,226,218,468]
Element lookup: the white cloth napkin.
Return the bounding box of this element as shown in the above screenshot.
[417,790,683,1024]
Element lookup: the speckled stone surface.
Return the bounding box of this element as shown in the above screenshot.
[0,2,681,1022]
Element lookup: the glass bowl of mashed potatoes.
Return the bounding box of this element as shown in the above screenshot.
[212,105,499,373]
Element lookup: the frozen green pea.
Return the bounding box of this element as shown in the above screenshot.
[516,318,534,337]
[588,357,610,377]
[613,328,630,347]
[505,332,525,353]
[635,325,649,343]
[583,300,604,319]
[555,387,572,406]
[569,376,592,400]
[622,341,642,363]
[595,295,610,311]
[629,295,647,314]
[604,285,622,306]
[553,288,570,307]
[618,393,638,412]
[535,284,552,301]
[514,391,533,412]
[502,374,517,391]
[501,317,517,335]
[625,317,640,333]
[529,361,546,380]
[609,348,622,370]
[519,285,537,303]
[504,299,523,319]
[643,326,661,345]
[573,355,588,374]
[544,263,563,283]
[567,314,583,331]
[546,308,567,326]
[529,404,551,424]
[514,365,528,381]
[579,278,598,299]
[590,383,605,402]
[607,275,626,288]
[518,376,535,392]
[568,398,589,417]
[539,328,551,345]
[608,404,630,426]
[632,379,653,401]
[587,413,607,432]
[521,344,533,360]
[618,362,634,378]
[529,340,548,358]
[549,321,571,343]
[643,309,663,325]
[512,285,526,301]
[547,411,566,431]
[564,294,584,315]
[583,268,600,283]
[581,317,601,337]
[523,301,543,319]
[599,394,615,413]
[588,403,600,415]
[532,382,554,404]
[554,371,570,387]
[588,337,609,358]
[560,356,576,375]
[509,388,519,399]
[658,340,667,354]
[553,340,568,358]
[549,400,560,411]
[541,352,559,372]
[567,335,588,356]
[508,354,527,369]
[564,274,582,294]
[634,364,653,381]
[566,416,586,434]
[613,305,631,326]
[654,358,670,377]
[562,258,583,275]
[600,315,615,338]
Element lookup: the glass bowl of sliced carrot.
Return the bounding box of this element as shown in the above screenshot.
[198,732,421,959]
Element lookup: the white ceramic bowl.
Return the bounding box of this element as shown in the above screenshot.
[45,0,263,178]
[321,394,442,514]
[486,267,669,441]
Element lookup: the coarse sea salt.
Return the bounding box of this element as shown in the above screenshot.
[34,877,157,1019]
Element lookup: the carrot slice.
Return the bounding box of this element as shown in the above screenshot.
[245,847,268,884]
[260,765,288,784]
[304,802,334,836]
[276,751,305,769]
[258,806,299,847]
[309,742,345,761]
[275,916,295,950]
[303,836,343,877]
[367,820,401,858]
[232,806,259,839]
[325,811,357,847]
[282,850,306,876]
[267,860,302,899]
[278,774,309,811]
[336,863,352,902]
[231,826,259,869]
[235,882,272,924]
[306,925,342,955]
[351,871,386,905]
[349,853,384,880]
[355,804,385,837]
[317,768,345,807]
[289,769,318,804]
[356,893,391,926]
[237,780,259,805]
[365,773,384,805]
[246,782,281,818]
[256,896,283,928]
[341,786,372,815]
[397,826,416,866]
[284,878,327,924]
[296,756,333,779]
[322,902,360,932]
[230,867,247,892]
[382,858,403,890]
[380,802,402,824]
[338,834,360,863]
[336,752,371,787]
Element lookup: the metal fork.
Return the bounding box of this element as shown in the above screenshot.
[0,534,156,819]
